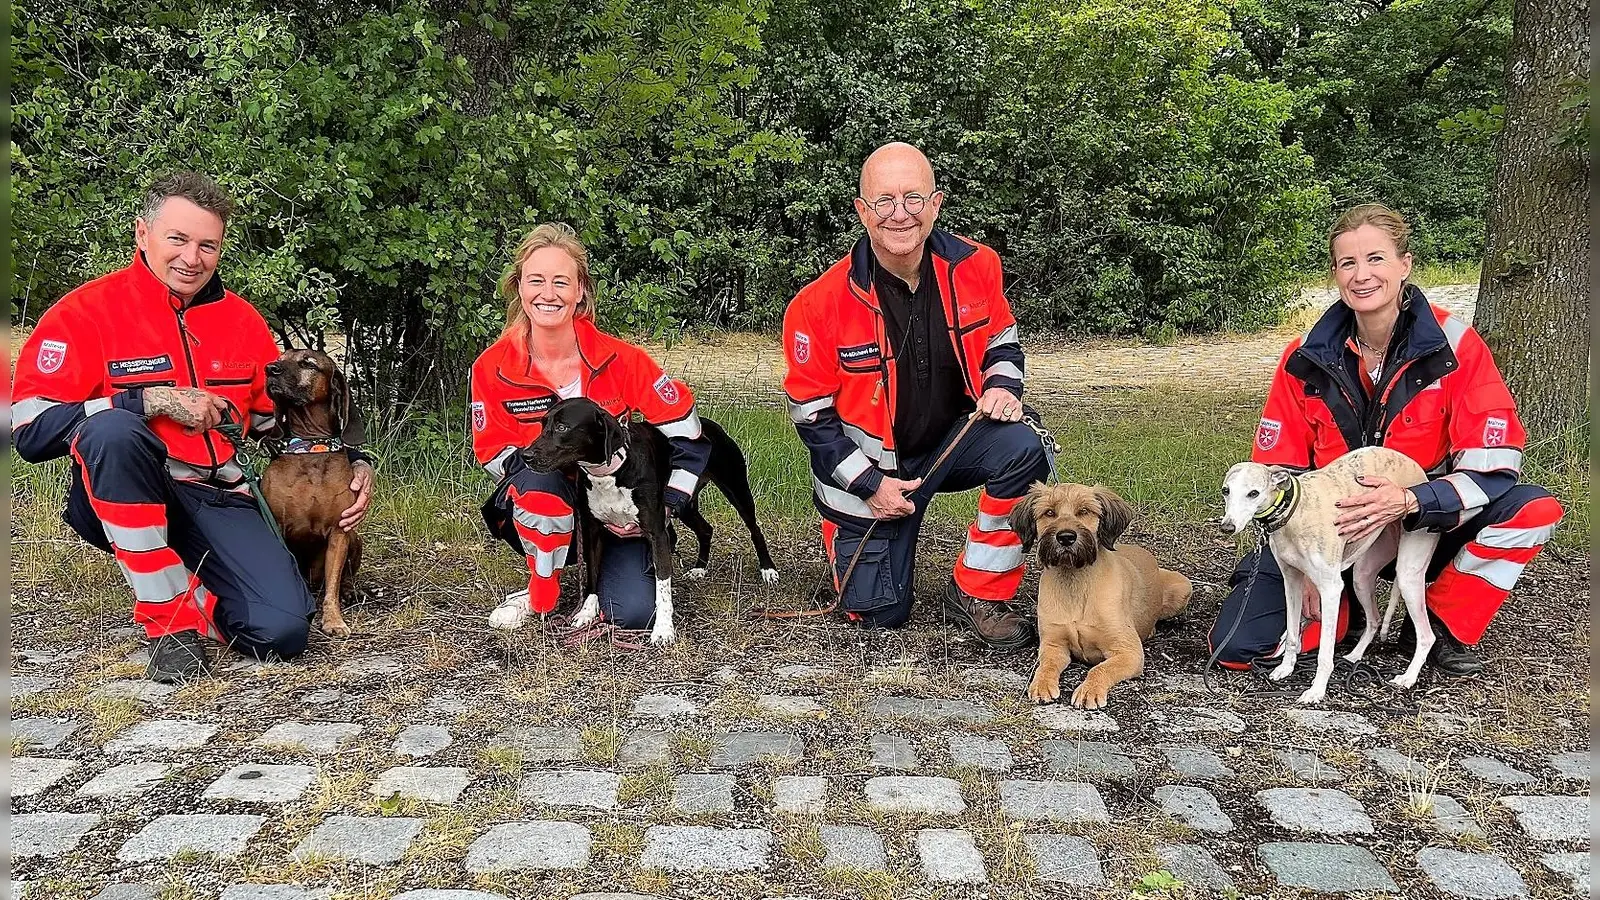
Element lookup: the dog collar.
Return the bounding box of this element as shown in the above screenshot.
[579,447,628,477]
[1253,475,1301,533]
[269,436,346,457]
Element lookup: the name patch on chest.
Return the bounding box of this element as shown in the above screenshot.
[585,475,640,527]
[838,342,883,371]
[108,355,175,378]
[504,395,556,418]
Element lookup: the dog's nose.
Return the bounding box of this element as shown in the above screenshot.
[1057,530,1076,547]
[265,362,282,376]
[1219,519,1237,536]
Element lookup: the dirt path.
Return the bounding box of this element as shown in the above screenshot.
[652,284,1479,400]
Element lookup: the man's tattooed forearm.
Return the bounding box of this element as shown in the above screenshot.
[144,386,210,428]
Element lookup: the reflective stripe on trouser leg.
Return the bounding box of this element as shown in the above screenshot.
[1427,495,1564,644]
[954,490,1026,601]
[509,485,575,614]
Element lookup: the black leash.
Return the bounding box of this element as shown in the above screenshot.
[215,410,286,545]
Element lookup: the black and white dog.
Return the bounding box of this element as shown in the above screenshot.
[520,397,778,645]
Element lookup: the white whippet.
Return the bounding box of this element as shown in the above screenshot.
[1219,447,1441,704]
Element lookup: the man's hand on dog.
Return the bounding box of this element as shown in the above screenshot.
[977,387,1024,422]
[338,461,374,531]
[1334,474,1418,542]
[868,476,922,519]
[145,386,230,435]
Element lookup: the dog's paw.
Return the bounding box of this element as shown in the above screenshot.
[1026,677,1061,704]
[760,568,780,584]
[489,603,530,631]
[1390,672,1419,690]
[1296,686,1327,705]
[1268,661,1296,682]
[684,568,708,580]
[1070,682,1110,710]
[322,618,352,638]
[649,621,677,646]
[570,594,601,629]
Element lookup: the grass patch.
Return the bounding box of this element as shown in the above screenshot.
[580,725,622,764]
[590,821,645,860]
[476,746,525,779]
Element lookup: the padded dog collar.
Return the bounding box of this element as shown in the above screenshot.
[269,435,346,457]
[1253,474,1301,533]
[579,447,628,477]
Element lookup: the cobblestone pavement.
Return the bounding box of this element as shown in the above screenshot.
[648,285,1480,402]
[9,564,1590,900]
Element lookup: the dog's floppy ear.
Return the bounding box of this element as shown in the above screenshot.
[1008,482,1043,552]
[1094,486,1133,550]
[601,408,626,461]
[329,367,350,438]
[1268,466,1293,490]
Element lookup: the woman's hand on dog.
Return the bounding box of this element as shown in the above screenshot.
[338,461,374,532]
[1333,475,1417,542]
[868,476,922,519]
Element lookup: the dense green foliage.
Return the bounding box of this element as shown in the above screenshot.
[13,0,1508,410]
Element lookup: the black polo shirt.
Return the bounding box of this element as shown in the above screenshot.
[876,248,973,460]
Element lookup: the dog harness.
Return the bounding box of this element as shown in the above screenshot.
[1251,475,1301,534]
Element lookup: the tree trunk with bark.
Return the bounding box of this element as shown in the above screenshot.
[1473,0,1589,439]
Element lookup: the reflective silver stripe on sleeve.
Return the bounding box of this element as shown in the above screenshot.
[1440,472,1490,513]
[668,469,699,496]
[656,409,704,440]
[832,449,872,489]
[1453,448,1523,474]
[1473,520,1560,550]
[1451,547,1525,591]
[788,395,836,424]
[103,523,168,553]
[12,397,60,430]
[960,540,1024,573]
[986,324,1019,349]
[512,506,576,535]
[1440,314,1471,351]
[982,361,1023,381]
[84,397,114,416]
[813,475,874,519]
[976,511,1011,533]
[166,458,250,492]
[485,446,517,480]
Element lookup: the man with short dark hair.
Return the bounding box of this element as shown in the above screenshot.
[13,172,373,681]
[783,143,1052,648]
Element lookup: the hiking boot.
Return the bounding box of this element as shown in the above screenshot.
[146,630,211,683]
[942,580,1036,650]
[1401,611,1484,676]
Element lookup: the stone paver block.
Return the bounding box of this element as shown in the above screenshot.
[639,825,770,871]
[338,654,404,679]
[301,689,350,707]
[518,770,620,810]
[419,692,469,718]
[464,821,591,872]
[12,757,79,797]
[1461,755,1537,785]
[370,766,472,804]
[490,726,581,763]
[1032,705,1118,732]
[1273,748,1343,783]
[1257,787,1373,835]
[1024,833,1104,885]
[865,776,965,815]
[1156,844,1237,892]
[947,733,1012,772]
[394,725,452,758]
[105,720,218,753]
[13,813,102,857]
[773,776,826,814]
[117,814,266,862]
[916,829,987,883]
[1284,708,1377,735]
[774,663,837,679]
[1044,739,1135,780]
[1160,746,1232,779]
[1540,852,1589,895]
[1154,785,1233,833]
[78,761,177,798]
[90,886,155,900]
[91,680,176,703]
[868,734,917,770]
[12,717,82,751]
[618,730,670,767]
[292,815,424,864]
[1547,751,1589,781]
[632,694,698,718]
[254,721,361,754]
[1365,747,1429,779]
[1417,794,1486,838]
[1151,706,1245,734]
[673,774,735,813]
[711,731,803,767]
[818,825,885,871]
[999,780,1109,823]
[869,696,994,724]
[1418,848,1527,899]
[1499,795,1589,841]
[219,888,334,900]
[204,764,317,803]
[963,667,1029,690]
[390,892,509,900]
[11,675,59,698]
[1259,842,1397,892]
[756,695,824,717]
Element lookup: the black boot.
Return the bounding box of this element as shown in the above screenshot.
[146,630,212,683]
[1403,611,1483,676]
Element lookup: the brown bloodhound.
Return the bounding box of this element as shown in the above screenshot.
[259,349,365,637]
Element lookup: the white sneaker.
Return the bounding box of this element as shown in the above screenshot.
[489,589,532,630]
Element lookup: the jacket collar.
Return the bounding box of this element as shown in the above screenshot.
[503,315,620,387]
[131,251,226,309]
[1298,283,1442,368]
[847,228,980,297]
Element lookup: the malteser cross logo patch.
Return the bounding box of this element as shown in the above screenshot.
[1483,416,1507,447]
[37,339,68,375]
[471,401,486,432]
[653,374,681,405]
[1256,417,1282,451]
[793,331,811,364]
